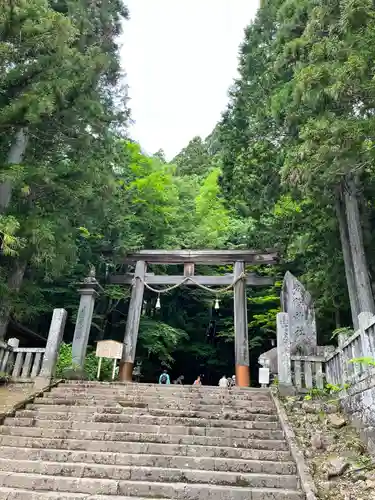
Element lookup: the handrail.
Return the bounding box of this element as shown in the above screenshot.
[277,311,375,392]
[325,329,361,362]
[291,355,326,362]
[0,343,45,380]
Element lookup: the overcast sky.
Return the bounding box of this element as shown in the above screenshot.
[121,0,259,159]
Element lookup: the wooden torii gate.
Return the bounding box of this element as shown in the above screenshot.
[111,249,278,387]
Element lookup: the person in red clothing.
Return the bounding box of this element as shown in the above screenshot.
[193,375,202,385]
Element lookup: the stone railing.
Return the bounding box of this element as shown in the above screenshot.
[325,313,375,387]
[0,339,45,381]
[290,355,325,390]
[0,340,13,374]
[0,308,67,387]
[279,312,375,392]
[11,347,45,380]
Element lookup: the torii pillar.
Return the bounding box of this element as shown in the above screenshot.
[234,261,250,387]
[119,260,146,381]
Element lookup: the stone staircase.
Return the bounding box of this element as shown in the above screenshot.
[0,381,304,499]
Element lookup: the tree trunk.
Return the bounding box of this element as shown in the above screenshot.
[344,177,375,314]
[334,307,341,329]
[335,185,360,329]
[358,188,375,280]
[0,259,27,340]
[0,128,29,212]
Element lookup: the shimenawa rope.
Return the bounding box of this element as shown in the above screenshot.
[131,272,246,295]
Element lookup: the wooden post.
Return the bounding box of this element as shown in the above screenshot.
[184,262,195,277]
[233,261,249,387]
[97,357,102,379]
[119,260,146,382]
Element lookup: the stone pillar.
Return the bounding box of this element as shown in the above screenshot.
[0,338,19,373]
[277,312,294,396]
[234,261,250,387]
[338,332,349,386]
[71,270,99,370]
[119,260,146,382]
[7,338,19,349]
[35,308,67,388]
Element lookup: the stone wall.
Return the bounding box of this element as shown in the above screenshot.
[340,371,375,456]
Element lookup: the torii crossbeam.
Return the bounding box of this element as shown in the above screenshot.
[112,249,278,386]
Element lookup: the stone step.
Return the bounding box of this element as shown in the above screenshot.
[15,410,280,428]
[0,473,303,499]
[0,426,287,449]
[41,396,275,413]
[0,435,292,460]
[50,385,271,397]
[4,418,284,440]
[26,403,275,419]
[58,385,272,399]
[47,391,271,406]
[0,458,299,489]
[52,387,269,397]
[62,381,266,392]
[0,491,167,500]
[23,404,278,421]
[31,397,275,413]
[0,447,296,474]
[0,383,300,499]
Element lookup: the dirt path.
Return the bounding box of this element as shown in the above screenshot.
[0,383,35,415]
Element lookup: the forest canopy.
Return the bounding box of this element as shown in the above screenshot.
[1,0,374,382]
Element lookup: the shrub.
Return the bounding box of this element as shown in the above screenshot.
[0,371,10,385]
[56,343,114,381]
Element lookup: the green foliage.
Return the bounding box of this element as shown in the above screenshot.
[216,0,375,340]
[194,168,231,248]
[0,371,10,384]
[172,136,216,177]
[331,327,354,339]
[0,216,23,256]
[350,357,375,367]
[6,0,375,384]
[304,383,350,401]
[56,343,113,381]
[138,318,189,368]
[0,0,289,385]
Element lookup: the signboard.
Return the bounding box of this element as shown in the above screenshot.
[96,340,123,380]
[96,340,123,360]
[259,367,270,386]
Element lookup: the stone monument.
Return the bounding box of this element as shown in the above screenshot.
[281,271,317,354]
[258,271,317,387]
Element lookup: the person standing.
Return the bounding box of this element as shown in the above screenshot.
[193,375,202,385]
[158,369,170,384]
[219,375,228,388]
[132,363,142,383]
